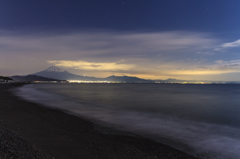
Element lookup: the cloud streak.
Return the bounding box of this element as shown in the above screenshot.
[48,60,135,71]
[214,39,240,51]
[221,39,240,48]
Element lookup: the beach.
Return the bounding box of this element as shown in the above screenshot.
[0,83,199,159]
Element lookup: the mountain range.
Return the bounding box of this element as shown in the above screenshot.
[10,66,230,83]
[31,66,150,83]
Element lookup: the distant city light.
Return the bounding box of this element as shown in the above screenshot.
[68,80,111,83]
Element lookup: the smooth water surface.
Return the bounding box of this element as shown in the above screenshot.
[15,84,240,159]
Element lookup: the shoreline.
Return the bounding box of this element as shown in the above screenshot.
[0,83,199,159]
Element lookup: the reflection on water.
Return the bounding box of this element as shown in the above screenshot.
[14,84,240,159]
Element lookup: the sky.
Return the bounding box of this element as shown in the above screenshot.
[1,0,240,81]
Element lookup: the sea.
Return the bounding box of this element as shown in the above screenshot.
[14,83,240,159]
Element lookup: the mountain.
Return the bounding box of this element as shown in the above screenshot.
[42,66,66,72]
[154,78,187,83]
[105,75,150,83]
[154,78,208,83]
[32,66,151,82]
[11,75,60,82]
[33,66,99,81]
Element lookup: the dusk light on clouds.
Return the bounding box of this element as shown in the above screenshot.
[1,0,240,81]
[48,60,135,71]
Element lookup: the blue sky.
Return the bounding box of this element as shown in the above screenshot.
[1,0,240,80]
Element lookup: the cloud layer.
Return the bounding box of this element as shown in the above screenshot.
[0,30,217,59]
[1,29,240,80]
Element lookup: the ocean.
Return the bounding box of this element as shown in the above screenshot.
[14,83,240,159]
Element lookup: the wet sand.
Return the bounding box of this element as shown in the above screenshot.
[0,83,199,159]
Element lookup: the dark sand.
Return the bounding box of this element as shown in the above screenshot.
[0,83,200,159]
